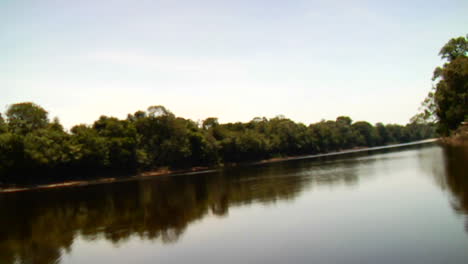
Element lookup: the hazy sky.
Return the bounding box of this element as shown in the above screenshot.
[1,0,467,128]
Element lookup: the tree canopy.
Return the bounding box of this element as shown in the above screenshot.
[0,102,435,184]
[416,35,467,135]
[438,35,468,62]
[5,102,49,135]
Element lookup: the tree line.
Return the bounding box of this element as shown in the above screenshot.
[0,102,435,184]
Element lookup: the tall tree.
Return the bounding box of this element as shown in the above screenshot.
[433,55,468,133]
[417,35,467,135]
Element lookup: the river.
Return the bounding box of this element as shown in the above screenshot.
[0,142,467,264]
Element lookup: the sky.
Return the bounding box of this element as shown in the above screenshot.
[1,0,467,128]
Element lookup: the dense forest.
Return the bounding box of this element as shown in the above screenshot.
[4,34,466,185]
[5,33,468,183]
[0,102,435,184]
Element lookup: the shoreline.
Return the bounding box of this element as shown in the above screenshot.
[0,139,439,194]
[441,125,468,146]
[0,166,218,194]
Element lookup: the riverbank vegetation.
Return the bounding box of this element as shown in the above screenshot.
[0,102,435,184]
[414,34,467,136]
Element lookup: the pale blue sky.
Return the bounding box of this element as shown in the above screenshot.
[1,0,467,128]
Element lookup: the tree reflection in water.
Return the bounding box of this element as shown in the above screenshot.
[442,146,468,233]
[0,155,367,264]
[426,145,468,234]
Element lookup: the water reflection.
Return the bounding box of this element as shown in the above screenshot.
[443,146,468,215]
[1,144,465,264]
[433,145,468,233]
[421,144,468,236]
[0,155,367,264]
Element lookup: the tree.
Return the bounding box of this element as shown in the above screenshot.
[352,121,378,147]
[336,116,352,126]
[0,101,438,184]
[417,35,467,135]
[187,130,219,166]
[93,116,138,170]
[202,117,219,130]
[0,133,24,180]
[70,124,110,170]
[6,102,49,135]
[147,105,173,118]
[335,116,355,148]
[23,127,71,168]
[438,35,468,62]
[433,55,468,133]
[309,120,340,152]
[0,113,6,134]
[375,123,391,145]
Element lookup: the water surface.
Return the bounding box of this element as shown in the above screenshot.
[1,144,467,264]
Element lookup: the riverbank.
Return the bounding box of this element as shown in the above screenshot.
[440,124,468,146]
[0,166,217,193]
[0,139,439,193]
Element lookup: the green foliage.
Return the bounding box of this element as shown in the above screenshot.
[70,124,110,170]
[0,133,24,180]
[0,114,6,134]
[433,56,468,134]
[438,35,468,62]
[202,117,219,130]
[417,35,467,135]
[23,128,71,168]
[0,102,436,184]
[93,116,138,170]
[352,121,379,147]
[6,102,49,135]
[187,130,219,166]
[375,123,391,145]
[335,116,355,148]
